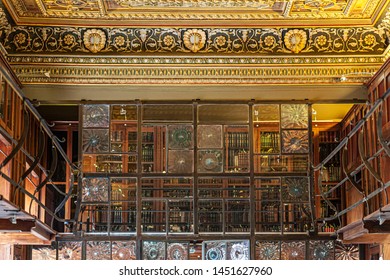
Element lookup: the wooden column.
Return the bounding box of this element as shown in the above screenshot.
[383,243,390,260]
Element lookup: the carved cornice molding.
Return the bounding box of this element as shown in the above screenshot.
[0,25,387,55]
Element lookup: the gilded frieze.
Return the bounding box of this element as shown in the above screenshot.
[1,25,387,55]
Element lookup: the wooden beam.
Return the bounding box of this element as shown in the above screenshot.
[338,220,368,241]
[0,233,52,245]
[0,219,35,232]
[363,220,390,233]
[341,234,390,244]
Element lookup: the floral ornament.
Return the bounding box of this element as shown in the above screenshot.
[263,35,275,47]
[167,243,188,260]
[83,28,106,53]
[197,125,223,148]
[227,241,250,260]
[32,246,56,260]
[163,35,175,47]
[281,241,305,260]
[14,32,26,45]
[83,104,109,127]
[82,177,109,202]
[112,241,136,260]
[142,241,165,260]
[315,35,327,47]
[58,242,82,260]
[281,104,308,129]
[204,241,226,260]
[364,34,376,46]
[284,29,307,53]
[282,177,309,202]
[168,150,194,173]
[309,241,334,260]
[86,241,111,260]
[335,241,359,260]
[198,150,223,173]
[114,35,126,47]
[82,129,109,153]
[215,35,227,47]
[256,241,280,260]
[183,29,206,53]
[282,130,309,153]
[168,125,193,149]
[63,34,75,46]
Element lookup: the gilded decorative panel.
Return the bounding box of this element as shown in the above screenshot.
[167,242,189,260]
[58,242,82,260]
[82,177,109,202]
[197,150,223,173]
[281,241,305,260]
[86,241,111,260]
[168,125,193,149]
[112,241,136,260]
[142,241,166,260]
[168,150,194,173]
[31,246,56,260]
[83,105,109,128]
[282,130,309,153]
[309,240,334,260]
[281,104,308,129]
[197,125,223,149]
[256,241,280,260]
[82,129,109,153]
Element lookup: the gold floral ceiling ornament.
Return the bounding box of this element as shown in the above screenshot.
[284,29,307,53]
[183,29,206,53]
[83,29,106,53]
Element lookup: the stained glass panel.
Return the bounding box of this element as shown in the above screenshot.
[309,240,334,260]
[281,104,308,129]
[82,177,109,202]
[198,150,223,173]
[112,241,136,260]
[226,240,250,260]
[83,104,109,127]
[58,242,82,260]
[86,241,111,260]
[197,125,223,148]
[167,242,189,260]
[282,130,309,153]
[82,129,109,153]
[281,241,305,260]
[168,150,194,173]
[168,125,193,149]
[142,241,166,260]
[256,241,280,260]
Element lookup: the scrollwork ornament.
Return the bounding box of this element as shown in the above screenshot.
[83,29,106,53]
[284,29,307,53]
[183,29,206,53]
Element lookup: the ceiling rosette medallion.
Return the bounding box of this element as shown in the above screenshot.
[183,29,206,53]
[284,29,307,53]
[83,29,106,53]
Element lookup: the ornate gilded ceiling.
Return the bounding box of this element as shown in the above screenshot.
[0,0,390,98]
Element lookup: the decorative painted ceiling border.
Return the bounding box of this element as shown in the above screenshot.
[0,25,387,55]
[11,64,379,85]
[2,0,383,21]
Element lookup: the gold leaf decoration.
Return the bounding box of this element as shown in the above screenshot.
[284,29,307,53]
[183,29,206,53]
[83,29,106,53]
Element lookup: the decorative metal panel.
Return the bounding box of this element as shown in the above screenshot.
[309,240,334,260]
[198,150,223,173]
[142,241,166,260]
[82,177,109,202]
[167,242,189,260]
[281,104,308,129]
[256,241,280,260]
[82,129,109,153]
[282,130,309,153]
[31,246,56,260]
[168,125,193,149]
[58,242,82,260]
[226,240,250,260]
[335,242,359,260]
[203,241,226,260]
[282,177,309,202]
[281,241,305,260]
[112,241,136,260]
[86,241,111,260]
[83,104,109,127]
[168,150,194,173]
[197,125,223,148]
